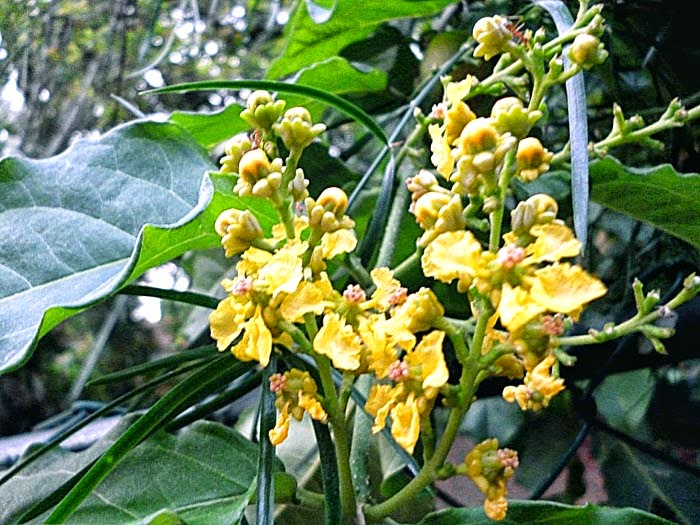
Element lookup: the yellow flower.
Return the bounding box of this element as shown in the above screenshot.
[429,123,454,178]
[269,401,291,446]
[237,246,273,278]
[357,314,401,379]
[497,282,546,333]
[254,245,304,299]
[390,395,422,454]
[279,274,334,323]
[367,267,406,312]
[230,306,273,366]
[529,263,607,320]
[366,383,399,433]
[314,313,362,371]
[405,330,449,390]
[298,391,328,423]
[502,354,565,411]
[209,294,255,351]
[523,222,581,264]
[422,230,486,292]
[320,229,357,259]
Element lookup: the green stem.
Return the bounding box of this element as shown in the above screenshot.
[488,149,517,252]
[364,312,488,522]
[392,250,421,281]
[305,314,357,523]
[555,281,698,347]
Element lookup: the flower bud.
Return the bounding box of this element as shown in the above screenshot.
[220,133,252,173]
[239,149,271,182]
[569,34,608,70]
[445,101,477,145]
[402,288,445,333]
[288,168,310,201]
[491,97,541,138]
[458,118,499,154]
[214,208,263,257]
[274,106,326,150]
[316,187,349,217]
[473,15,512,60]
[516,137,553,182]
[241,90,286,129]
[413,192,451,230]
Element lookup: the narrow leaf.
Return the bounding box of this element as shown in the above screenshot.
[146,79,388,146]
[1,419,269,525]
[536,1,590,249]
[44,357,253,523]
[418,500,676,524]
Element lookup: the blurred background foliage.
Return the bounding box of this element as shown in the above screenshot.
[0,0,699,521]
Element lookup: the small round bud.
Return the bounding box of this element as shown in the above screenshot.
[527,194,558,223]
[273,106,326,150]
[458,118,499,154]
[241,90,286,129]
[569,34,608,70]
[491,97,541,138]
[214,208,264,257]
[239,149,271,182]
[220,133,252,173]
[516,137,553,182]
[413,191,451,230]
[246,90,273,112]
[316,187,349,217]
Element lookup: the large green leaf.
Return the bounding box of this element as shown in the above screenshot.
[0,121,275,374]
[169,103,247,150]
[590,157,700,248]
[0,419,282,524]
[600,438,700,525]
[417,500,675,524]
[267,0,455,79]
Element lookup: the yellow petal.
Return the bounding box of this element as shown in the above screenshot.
[390,396,421,454]
[298,392,328,423]
[357,315,399,379]
[429,123,454,178]
[314,313,362,371]
[368,267,404,312]
[279,279,327,323]
[231,306,273,366]
[497,282,545,332]
[406,330,449,390]
[366,384,399,433]
[256,247,303,299]
[269,402,291,445]
[530,263,607,315]
[209,295,254,351]
[321,229,357,259]
[236,247,272,277]
[524,222,580,263]
[422,230,484,289]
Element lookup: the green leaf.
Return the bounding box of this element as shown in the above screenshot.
[285,57,387,120]
[594,369,655,432]
[0,120,211,373]
[589,157,700,248]
[267,0,455,80]
[600,439,699,525]
[147,79,387,147]
[417,500,676,524]
[169,103,248,149]
[0,120,277,375]
[0,418,271,525]
[44,357,254,523]
[535,0,590,249]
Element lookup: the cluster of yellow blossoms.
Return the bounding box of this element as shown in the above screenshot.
[208,70,607,519]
